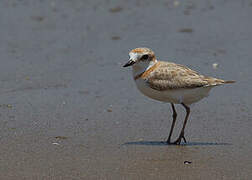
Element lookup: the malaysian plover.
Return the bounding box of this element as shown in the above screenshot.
[123,47,235,145]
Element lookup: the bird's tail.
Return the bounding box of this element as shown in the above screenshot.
[205,77,236,87]
[224,80,236,84]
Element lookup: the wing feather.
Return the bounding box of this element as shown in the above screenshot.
[145,62,225,91]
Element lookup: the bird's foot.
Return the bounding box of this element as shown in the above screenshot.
[168,133,187,145]
[166,137,172,144]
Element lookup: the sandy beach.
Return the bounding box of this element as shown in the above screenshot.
[0,0,251,179]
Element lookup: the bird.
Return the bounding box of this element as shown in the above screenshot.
[123,47,235,145]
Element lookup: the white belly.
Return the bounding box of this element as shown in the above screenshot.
[135,79,212,105]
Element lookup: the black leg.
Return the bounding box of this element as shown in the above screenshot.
[172,103,190,145]
[167,103,177,144]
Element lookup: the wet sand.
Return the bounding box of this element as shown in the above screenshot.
[0,0,252,179]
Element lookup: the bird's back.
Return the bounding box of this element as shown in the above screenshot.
[146,61,234,91]
[134,60,235,104]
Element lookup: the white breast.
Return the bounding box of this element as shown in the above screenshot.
[134,78,212,105]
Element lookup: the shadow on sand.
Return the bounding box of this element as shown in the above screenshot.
[123,141,232,146]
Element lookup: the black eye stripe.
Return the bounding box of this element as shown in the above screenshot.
[141,54,149,60]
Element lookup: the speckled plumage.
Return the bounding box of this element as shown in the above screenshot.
[125,47,235,104]
[142,61,233,91]
[123,47,235,144]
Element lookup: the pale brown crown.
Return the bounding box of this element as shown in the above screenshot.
[130,47,156,61]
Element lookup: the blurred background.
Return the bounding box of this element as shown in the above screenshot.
[0,0,251,179]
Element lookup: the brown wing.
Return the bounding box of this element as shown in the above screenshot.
[145,61,229,91]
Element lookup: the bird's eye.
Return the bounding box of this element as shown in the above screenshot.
[141,55,149,60]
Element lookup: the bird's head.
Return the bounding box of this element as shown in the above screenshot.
[123,47,156,69]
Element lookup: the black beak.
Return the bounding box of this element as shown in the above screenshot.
[123,60,135,67]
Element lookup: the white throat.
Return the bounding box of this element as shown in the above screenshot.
[132,59,157,77]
